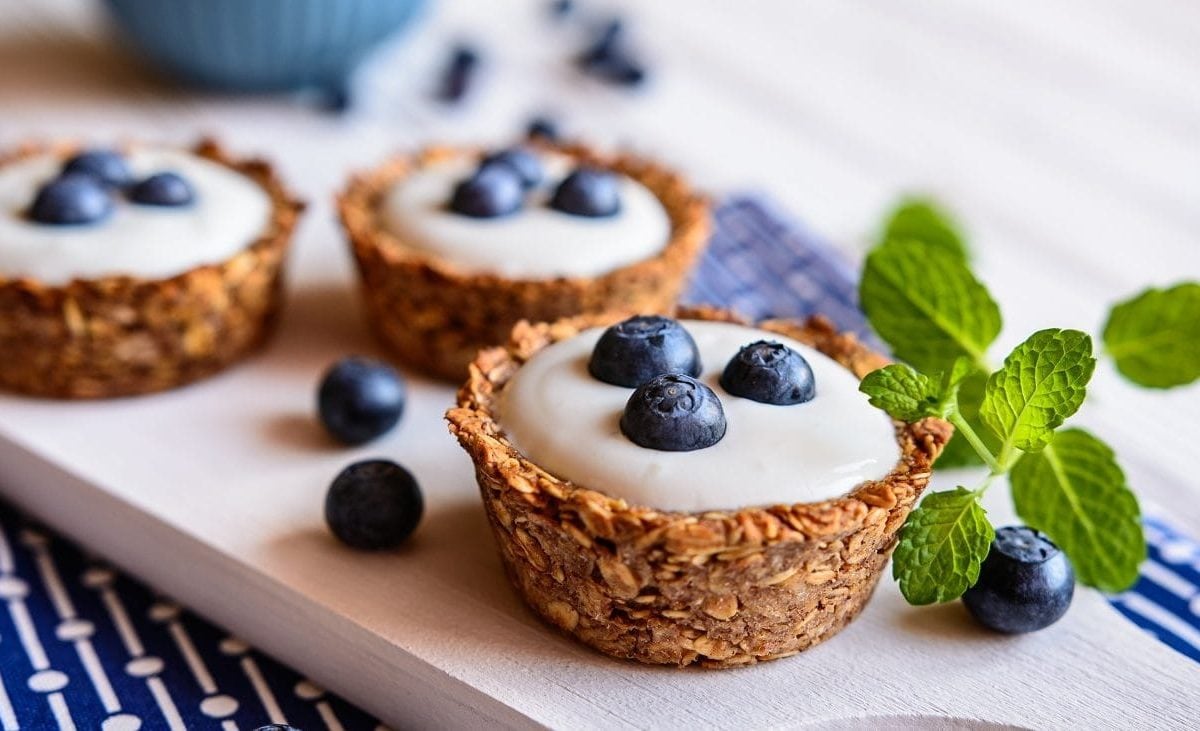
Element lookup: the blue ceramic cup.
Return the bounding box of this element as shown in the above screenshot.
[105,0,426,93]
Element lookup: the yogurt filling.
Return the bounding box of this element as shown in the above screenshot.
[497,320,900,513]
[0,148,271,284]
[377,152,672,279]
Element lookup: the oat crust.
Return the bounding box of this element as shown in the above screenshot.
[0,139,304,399]
[336,143,711,382]
[447,307,952,667]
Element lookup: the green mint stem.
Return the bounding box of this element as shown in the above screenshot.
[947,411,1004,474]
[996,442,1020,474]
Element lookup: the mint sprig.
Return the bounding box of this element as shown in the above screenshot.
[858,197,1168,606]
[859,364,944,421]
[979,328,1095,454]
[878,197,969,261]
[893,487,994,605]
[862,326,1138,601]
[1103,282,1200,388]
[935,369,997,468]
[860,240,1001,374]
[1011,428,1145,592]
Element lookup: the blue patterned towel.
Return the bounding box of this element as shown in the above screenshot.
[0,195,1196,731]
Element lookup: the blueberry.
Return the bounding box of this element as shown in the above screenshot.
[323,83,352,113]
[480,148,543,189]
[28,174,113,225]
[579,18,625,65]
[577,18,648,87]
[62,149,134,188]
[317,357,407,446]
[325,460,423,550]
[438,44,480,103]
[582,52,647,87]
[589,315,701,387]
[962,526,1075,634]
[450,165,523,218]
[621,374,726,451]
[550,167,620,217]
[128,172,194,207]
[253,726,300,731]
[526,116,560,142]
[549,0,574,18]
[720,341,816,405]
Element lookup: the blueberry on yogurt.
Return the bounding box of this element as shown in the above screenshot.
[589,315,701,387]
[128,172,195,207]
[550,167,620,217]
[480,148,543,190]
[62,149,134,189]
[621,374,726,451]
[29,174,114,225]
[720,341,816,405]
[450,164,523,218]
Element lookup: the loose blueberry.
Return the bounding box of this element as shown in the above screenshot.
[589,315,701,387]
[254,726,300,731]
[720,341,816,405]
[621,374,726,451]
[29,174,113,225]
[526,116,560,142]
[325,460,423,550]
[962,526,1075,634]
[438,44,480,103]
[450,165,523,218]
[581,51,647,87]
[62,149,134,188]
[128,172,194,207]
[602,56,648,87]
[323,83,353,113]
[480,147,543,189]
[577,18,648,87]
[579,18,625,66]
[550,167,620,217]
[549,0,575,19]
[317,357,407,446]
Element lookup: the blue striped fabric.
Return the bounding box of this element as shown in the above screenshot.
[0,195,1195,731]
[1109,514,1200,663]
[0,510,382,730]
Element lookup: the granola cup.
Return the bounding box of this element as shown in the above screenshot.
[447,307,952,667]
[337,143,711,382]
[0,139,304,399]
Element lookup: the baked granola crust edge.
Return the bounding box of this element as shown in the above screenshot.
[336,143,711,382]
[446,306,952,667]
[0,139,304,399]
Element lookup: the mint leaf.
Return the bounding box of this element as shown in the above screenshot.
[937,368,998,467]
[879,197,968,260]
[979,329,1095,453]
[860,240,1001,374]
[1103,282,1200,388]
[1010,428,1145,592]
[859,364,943,421]
[893,487,995,604]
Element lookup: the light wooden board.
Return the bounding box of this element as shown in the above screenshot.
[1,1,1198,727]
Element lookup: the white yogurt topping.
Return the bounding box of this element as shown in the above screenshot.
[497,320,900,513]
[378,152,672,279]
[0,148,271,284]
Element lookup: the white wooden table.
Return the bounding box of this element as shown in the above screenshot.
[1,1,1198,728]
